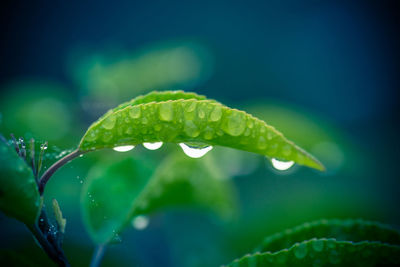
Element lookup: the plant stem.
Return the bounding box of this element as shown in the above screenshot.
[28,223,70,267]
[38,149,83,195]
[90,244,107,267]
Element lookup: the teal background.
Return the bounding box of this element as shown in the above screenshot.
[0,0,399,266]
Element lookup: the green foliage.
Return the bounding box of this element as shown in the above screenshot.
[257,218,400,253]
[0,140,41,226]
[227,239,400,267]
[81,152,236,244]
[79,91,324,171]
[226,219,400,266]
[81,156,154,244]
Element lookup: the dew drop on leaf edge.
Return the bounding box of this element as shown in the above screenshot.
[143,142,163,150]
[179,143,213,158]
[113,145,135,152]
[271,158,295,171]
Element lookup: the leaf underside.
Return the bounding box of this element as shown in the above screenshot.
[79,91,324,171]
[0,140,40,226]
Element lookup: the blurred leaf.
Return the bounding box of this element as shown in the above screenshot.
[0,80,74,143]
[226,239,400,267]
[70,41,213,104]
[79,91,324,171]
[256,219,400,253]
[132,152,236,219]
[81,152,236,245]
[81,156,154,244]
[0,139,41,226]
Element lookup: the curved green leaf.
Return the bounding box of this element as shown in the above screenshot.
[256,219,400,253]
[81,152,236,244]
[0,140,41,226]
[227,239,400,267]
[81,156,154,244]
[79,91,324,171]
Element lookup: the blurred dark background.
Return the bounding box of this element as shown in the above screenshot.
[0,0,399,266]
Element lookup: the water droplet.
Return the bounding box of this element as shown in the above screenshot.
[154,124,162,131]
[79,154,83,158]
[247,119,254,128]
[141,117,148,124]
[179,143,213,158]
[209,106,222,121]
[257,136,267,150]
[132,215,149,230]
[80,180,83,184]
[113,145,135,152]
[143,142,163,150]
[203,127,215,140]
[221,112,246,136]
[125,127,133,134]
[85,131,97,142]
[312,239,324,252]
[102,115,116,129]
[129,106,141,119]
[40,218,44,222]
[102,131,113,142]
[185,101,197,112]
[40,143,48,150]
[294,243,308,259]
[271,158,294,171]
[184,121,200,137]
[198,107,206,119]
[159,102,174,121]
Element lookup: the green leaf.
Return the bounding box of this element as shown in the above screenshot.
[0,139,41,226]
[226,239,400,267]
[81,156,154,244]
[79,91,324,171]
[81,152,236,244]
[256,219,400,253]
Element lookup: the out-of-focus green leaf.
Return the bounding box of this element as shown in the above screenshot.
[256,218,400,253]
[131,152,236,219]
[81,152,236,245]
[81,156,154,244]
[0,139,41,226]
[79,91,324,171]
[226,239,400,267]
[0,81,73,143]
[70,41,213,103]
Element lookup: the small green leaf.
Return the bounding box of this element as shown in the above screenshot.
[227,239,400,267]
[52,199,66,234]
[256,219,400,253]
[81,152,236,244]
[79,91,324,171]
[0,139,41,226]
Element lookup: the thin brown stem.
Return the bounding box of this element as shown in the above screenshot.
[38,149,83,195]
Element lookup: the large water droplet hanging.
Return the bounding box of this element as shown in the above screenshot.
[113,145,135,152]
[143,142,163,150]
[132,215,149,230]
[271,158,294,171]
[179,143,213,158]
